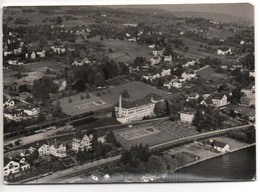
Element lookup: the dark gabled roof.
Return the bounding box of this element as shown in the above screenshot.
[212,94,226,100]
[75,129,84,140]
[117,99,152,109]
[214,140,228,148]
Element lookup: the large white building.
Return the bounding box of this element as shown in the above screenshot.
[114,94,162,124]
[211,94,229,107]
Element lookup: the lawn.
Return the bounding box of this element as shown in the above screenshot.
[196,66,227,82]
[113,120,198,150]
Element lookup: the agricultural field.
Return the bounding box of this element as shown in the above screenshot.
[89,37,153,63]
[113,120,198,150]
[196,66,227,82]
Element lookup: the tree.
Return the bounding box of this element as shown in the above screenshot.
[56,16,63,25]
[147,155,167,174]
[121,90,130,98]
[72,80,86,92]
[93,73,105,87]
[32,77,58,101]
[154,101,167,117]
[184,46,189,52]
[163,154,177,172]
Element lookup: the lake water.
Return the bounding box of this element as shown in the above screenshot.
[166,146,256,182]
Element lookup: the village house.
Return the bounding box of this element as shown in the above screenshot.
[211,94,229,107]
[72,59,84,66]
[23,107,40,117]
[186,93,199,101]
[249,71,255,78]
[36,50,46,58]
[4,111,24,121]
[183,60,197,68]
[72,130,92,152]
[8,60,18,65]
[38,144,50,156]
[172,81,182,89]
[241,88,253,96]
[240,40,245,45]
[114,93,162,124]
[152,49,164,56]
[164,55,172,62]
[180,110,195,123]
[148,44,155,48]
[180,70,196,82]
[54,79,67,92]
[161,69,171,77]
[4,51,13,57]
[13,47,22,55]
[3,100,15,108]
[150,57,161,66]
[4,158,30,176]
[235,107,255,122]
[217,48,232,55]
[50,143,67,158]
[213,140,230,153]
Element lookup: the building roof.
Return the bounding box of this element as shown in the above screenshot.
[238,107,255,117]
[212,94,226,100]
[214,140,228,148]
[75,129,84,140]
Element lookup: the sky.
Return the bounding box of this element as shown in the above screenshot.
[112,3,254,19]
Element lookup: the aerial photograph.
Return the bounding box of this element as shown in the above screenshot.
[2,4,255,184]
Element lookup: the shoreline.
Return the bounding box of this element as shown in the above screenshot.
[174,143,256,172]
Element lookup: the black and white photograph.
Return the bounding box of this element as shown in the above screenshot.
[2,3,256,185]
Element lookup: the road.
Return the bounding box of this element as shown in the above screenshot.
[23,123,254,183]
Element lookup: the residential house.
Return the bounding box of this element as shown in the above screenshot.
[249,72,255,78]
[50,143,67,158]
[36,50,46,58]
[148,44,155,48]
[240,40,245,45]
[164,55,172,62]
[4,158,30,176]
[241,88,253,96]
[211,94,229,107]
[172,81,182,89]
[186,93,199,101]
[150,57,161,65]
[104,173,111,181]
[72,130,92,152]
[54,79,67,92]
[213,141,230,153]
[183,60,197,68]
[180,110,195,123]
[217,48,232,55]
[4,51,13,57]
[235,107,255,122]
[153,50,164,56]
[23,107,40,117]
[38,144,50,156]
[3,100,15,108]
[161,69,171,77]
[72,59,84,66]
[13,47,22,55]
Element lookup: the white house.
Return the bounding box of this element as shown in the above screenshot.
[217,48,232,55]
[3,100,15,108]
[23,107,40,117]
[172,81,182,89]
[148,44,155,48]
[183,60,197,68]
[211,94,229,107]
[72,60,84,66]
[164,55,172,62]
[4,159,30,176]
[13,47,22,55]
[249,71,255,78]
[161,69,171,77]
[36,50,46,58]
[180,110,195,123]
[4,51,13,57]
[240,40,245,45]
[241,88,253,96]
[213,141,230,153]
[150,57,161,65]
[153,50,164,56]
[38,144,50,156]
[72,130,92,152]
[50,144,67,158]
[186,93,199,101]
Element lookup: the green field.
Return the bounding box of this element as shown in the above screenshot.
[113,120,198,150]
[89,37,153,63]
[197,66,227,82]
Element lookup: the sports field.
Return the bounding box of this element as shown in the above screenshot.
[53,93,113,116]
[113,120,198,150]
